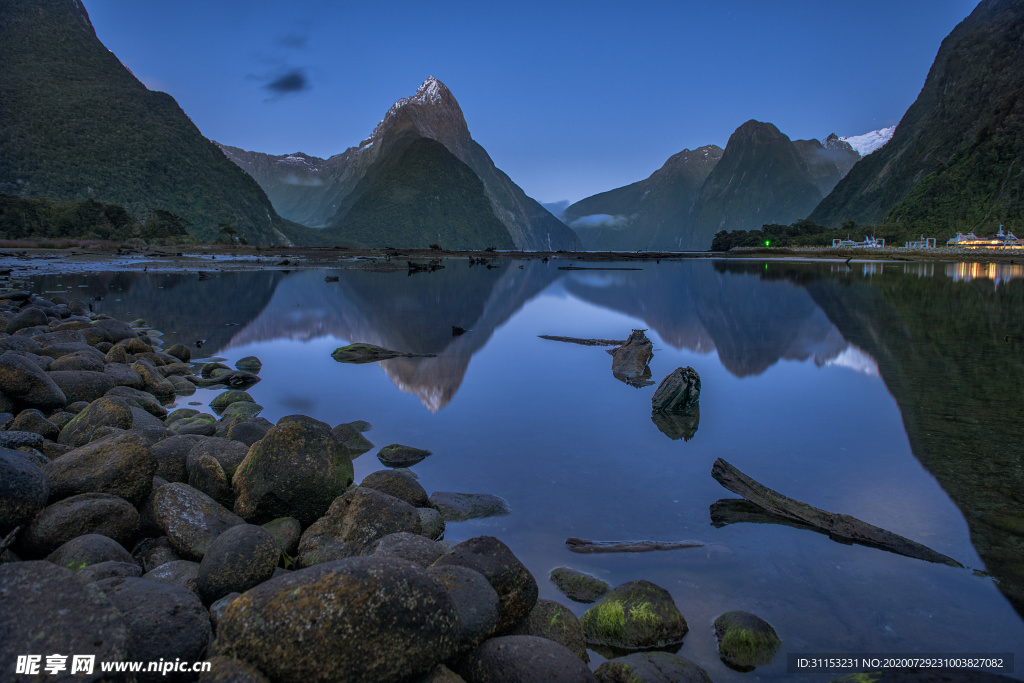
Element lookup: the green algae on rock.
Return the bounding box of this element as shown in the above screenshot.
[580,579,687,651]
[550,566,610,603]
[331,343,437,364]
[713,610,781,671]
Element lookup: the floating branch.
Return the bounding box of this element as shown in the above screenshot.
[565,537,703,553]
[710,458,962,567]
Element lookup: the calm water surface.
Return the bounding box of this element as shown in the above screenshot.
[31,259,1024,681]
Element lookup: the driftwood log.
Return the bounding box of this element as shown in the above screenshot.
[538,335,624,347]
[566,537,703,553]
[711,458,962,567]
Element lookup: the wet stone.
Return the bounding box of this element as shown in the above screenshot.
[713,610,781,671]
[377,443,432,467]
[550,567,610,603]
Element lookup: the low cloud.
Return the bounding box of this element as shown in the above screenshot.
[569,214,629,231]
[281,173,325,187]
[279,32,308,49]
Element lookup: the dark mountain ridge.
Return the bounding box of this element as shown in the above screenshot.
[221,78,580,251]
[810,0,1024,233]
[0,0,305,245]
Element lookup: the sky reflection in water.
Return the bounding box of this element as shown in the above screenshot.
[32,259,1024,680]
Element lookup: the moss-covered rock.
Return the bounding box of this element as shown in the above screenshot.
[418,507,446,540]
[378,443,432,467]
[0,446,49,531]
[213,556,460,683]
[0,562,132,674]
[57,396,134,447]
[581,580,687,651]
[331,343,436,363]
[261,517,301,557]
[221,401,263,420]
[550,567,610,604]
[510,599,589,662]
[131,361,176,397]
[234,356,262,373]
[429,491,511,522]
[142,559,201,595]
[169,412,217,436]
[95,576,212,682]
[360,469,430,508]
[432,535,538,634]
[427,564,500,651]
[10,407,59,439]
[44,432,155,505]
[152,434,205,482]
[105,385,167,417]
[0,351,66,409]
[48,369,117,403]
[713,610,781,671]
[210,390,254,411]
[198,524,280,604]
[21,492,140,556]
[332,422,375,457]
[152,482,245,560]
[233,415,353,526]
[44,533,134,571]
[594,651,712,683]
[165,344,192,363]
[296,487,421,567]
[454,635,597,682]
[188,454,231,505]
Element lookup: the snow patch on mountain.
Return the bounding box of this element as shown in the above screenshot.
[370,76,447,140]
[840,126,896,156]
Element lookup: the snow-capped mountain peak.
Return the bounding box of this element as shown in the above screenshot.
[370,76,451,141]
[839,126,896,156]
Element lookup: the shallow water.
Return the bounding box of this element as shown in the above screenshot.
[30,258,1024,681]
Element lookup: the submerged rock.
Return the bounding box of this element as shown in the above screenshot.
[378,443,432,467]
[331,343,437,364]
[610,330,654,386]
[713,610,781,671]
[651,366,701,412]
[550,566,610,603]
[429,491,511,522]
[580,580,687,651]
[234,356,262,373]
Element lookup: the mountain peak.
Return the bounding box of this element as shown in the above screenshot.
[731,120,788,144]
[369,76,461,142]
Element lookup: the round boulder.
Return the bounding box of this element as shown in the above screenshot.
[152,482,245,559]
[198,524,280,604]
[0,351,67,409]
[360,469,430,508]
[57,396,134,448]
[143,559,201,594]
[44,432,155,505]
[368,531,445,567]
[580,580,687,651]
[432,536,538,634]
[713,610,781,671]
[510,599,589,662]
[377,443,431,467]
[21,492,140,556]
[233,415,353,526]
[594,651,712,683]
[296,487,421,567]
[214,556,460,683]
[550,567,610,604]
[95,576,212,682]
[427,564,500,651]
[0,562,132,674]
[0,446,49,531]
[454,635,597,683]
[45,533,134,571]
[261,517,301,556]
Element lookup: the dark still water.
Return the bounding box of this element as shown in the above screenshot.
[30,258,1024,680]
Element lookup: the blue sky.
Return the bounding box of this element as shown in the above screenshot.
[82,0,979,204]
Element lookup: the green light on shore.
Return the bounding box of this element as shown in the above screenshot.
[765,240,771,247]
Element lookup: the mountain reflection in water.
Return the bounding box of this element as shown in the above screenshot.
[28,257,1024,678]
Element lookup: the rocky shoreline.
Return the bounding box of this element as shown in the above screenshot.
[0,287,794,682]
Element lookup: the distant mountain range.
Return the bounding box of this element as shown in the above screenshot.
[811,0,1024,233]
[564,123,859,250]
[0,0,308,245]
[220,78,580,251]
